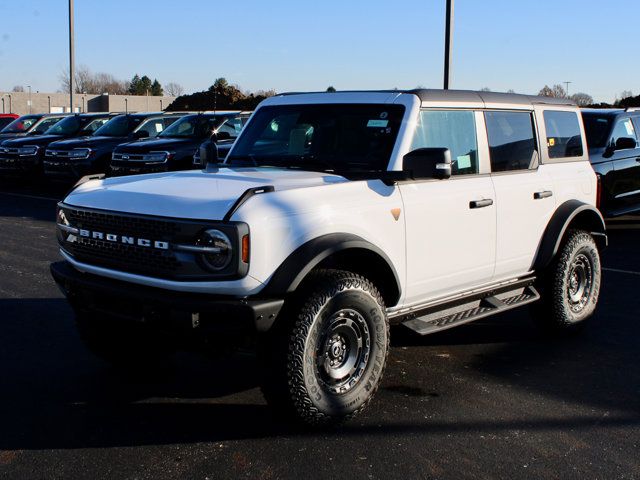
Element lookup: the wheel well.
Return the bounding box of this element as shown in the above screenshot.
[564,209,607,250]
[311,248,401,307]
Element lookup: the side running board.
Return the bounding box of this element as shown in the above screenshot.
[402,285,540,336]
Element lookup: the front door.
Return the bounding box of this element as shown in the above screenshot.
[401,109,496,306]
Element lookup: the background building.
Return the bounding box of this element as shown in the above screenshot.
[0,91,176,115]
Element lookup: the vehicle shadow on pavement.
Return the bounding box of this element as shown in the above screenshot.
[2,285,639,451]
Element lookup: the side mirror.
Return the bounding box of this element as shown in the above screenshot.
[200,139,219,169]
[133,130,149,139]
[615,136,636,151]
[214,131,232,141]
[402,147,452,180]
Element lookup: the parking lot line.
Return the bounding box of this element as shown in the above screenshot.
[0,191,60,202]
[603,267,640,276]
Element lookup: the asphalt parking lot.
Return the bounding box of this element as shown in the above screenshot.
[0,179,638,480]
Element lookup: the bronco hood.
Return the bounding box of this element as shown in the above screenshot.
[64,168,348,220]
[49,135,125,150]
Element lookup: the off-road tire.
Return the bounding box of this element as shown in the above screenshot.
[259,269,390,426]
[534,229,601,333]
[75,311,174,367]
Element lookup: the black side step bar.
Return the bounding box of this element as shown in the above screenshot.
[402,285,540,336]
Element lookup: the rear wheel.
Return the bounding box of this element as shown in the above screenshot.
[534,230,601,333]
[259,269,389,425]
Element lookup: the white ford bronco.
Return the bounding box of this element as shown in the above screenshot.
[52,90,606,425]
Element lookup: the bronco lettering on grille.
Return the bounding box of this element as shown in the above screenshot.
[77,229,169,250]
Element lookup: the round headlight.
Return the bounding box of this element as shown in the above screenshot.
[197,229,233,271]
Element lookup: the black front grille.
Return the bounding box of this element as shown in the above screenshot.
[62,207,181,277]
[57,204,248,280]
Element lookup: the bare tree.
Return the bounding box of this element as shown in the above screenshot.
[165,82,184,97]
[506,89,516,94]
[11,85,24,92]
[539,84,567,98]
[60,65,128,94]
[570,92,594,107]
[479,87,491,92]
[620,90,633,100]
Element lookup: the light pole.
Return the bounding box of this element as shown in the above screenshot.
[564,81,572,98]
[27,85,32,113]
[443,0,454,89]
[69,0,75,113]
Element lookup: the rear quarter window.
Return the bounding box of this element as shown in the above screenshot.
[543,110,583,159]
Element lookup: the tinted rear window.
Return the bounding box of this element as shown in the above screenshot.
[485,111,537,172]
[581,114,613,149]
[543,110,583,158]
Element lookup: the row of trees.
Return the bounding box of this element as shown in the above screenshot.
[166,78,276,111]
[57,66,184,97]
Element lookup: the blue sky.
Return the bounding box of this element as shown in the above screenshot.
[0,0,636,102]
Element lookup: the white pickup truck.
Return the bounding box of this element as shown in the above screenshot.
[52,89,606,425]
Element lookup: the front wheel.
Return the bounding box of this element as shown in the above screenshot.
[259,270,389,425]
[534,229,601,333]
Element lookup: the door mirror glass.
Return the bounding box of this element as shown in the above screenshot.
[133,130,149,139]
[615,136,636,151]
[402,147,452,180]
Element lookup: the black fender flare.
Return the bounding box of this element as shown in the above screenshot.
[532,200,606,272]
[262,233,401,300]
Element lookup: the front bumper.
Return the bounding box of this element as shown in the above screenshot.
[51,261,284,333]
[0,154,40,172]
[43,158,91,179]
[109,162,169,176]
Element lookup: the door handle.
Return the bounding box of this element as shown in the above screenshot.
[469,199,493,209]
[635,157,640,163]
[533,190,553,200]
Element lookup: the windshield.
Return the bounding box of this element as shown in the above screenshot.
[34,117,64,134]
[582,113,614,149]
[159,115,223,139]
[227,104,405,172]
[44,115,95,135]
[1,115,42,133]
[93,115,142,137]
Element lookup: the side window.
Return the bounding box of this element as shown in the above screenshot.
[485,111,537,172]
[217,117,243,138]
[610,118,637,149]
[34,117,62,133]
[137,119,165,137]
[411,110,478,175]
[543,110,583,158]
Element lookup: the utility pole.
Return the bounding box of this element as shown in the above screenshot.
[564,81,572,98]
[443,0,454,89]
[69,0,75,113]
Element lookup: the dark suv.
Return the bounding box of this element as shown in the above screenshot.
[44,113,184,180]
[0,113,112,175]
[110,112,250,176]
[0,114,67,143]
[581,109,640,217]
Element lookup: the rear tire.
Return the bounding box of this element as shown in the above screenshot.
[534,229,601,333]
[259,269,389,426]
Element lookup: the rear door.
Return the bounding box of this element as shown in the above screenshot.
[487,110,556,280]
[400,109,496,305]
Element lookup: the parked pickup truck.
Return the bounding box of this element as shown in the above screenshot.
[51,90,605,426]
[109,111,250,176]
[44,112,184,180]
